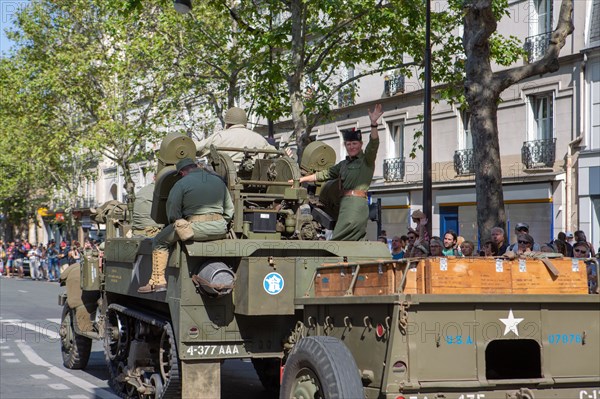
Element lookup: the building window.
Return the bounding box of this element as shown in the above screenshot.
[460,110,473,150]
[389,121,404,159]
[337,87,354,108]
[532,0,552,35]
[454,110,475,175]
[590,0,600,44]
[530,94,554,141]
[525,0,553,62]
[110,184,118,201]
[384,72,405,96]
[337,66,356,108]
[522,93,556,169]
[383,120,405,181]
[592,196,600,252]
[590,57,600,149]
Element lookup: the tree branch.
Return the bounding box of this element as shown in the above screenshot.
[307,62,417,126]
[219,0,258,33]
[304,0,384,69]
[493,0,573,92]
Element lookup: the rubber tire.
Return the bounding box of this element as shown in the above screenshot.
[280,336,364,399]
[252,358,281,394]
[60,304,92,369]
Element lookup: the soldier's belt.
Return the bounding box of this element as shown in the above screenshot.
[132,226,161,237]
[187,213,224,222]
[342,190,368,199]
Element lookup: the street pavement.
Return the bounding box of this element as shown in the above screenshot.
[0,276,271,399]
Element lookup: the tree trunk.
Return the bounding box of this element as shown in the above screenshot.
[464,0,506,240]
[463,0,573,241]
[288,0,310,161]
[121,160,136,224]
[470,99,507,239]
[227,70,239,110]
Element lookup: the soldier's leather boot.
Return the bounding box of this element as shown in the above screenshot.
[138,250,169,294]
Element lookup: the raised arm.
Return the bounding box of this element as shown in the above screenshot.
[368,103,383,140]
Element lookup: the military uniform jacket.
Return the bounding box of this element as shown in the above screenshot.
[315,137,379,190]
[166,169,234,224]
[132,182,161,230]
[196,124,276,163]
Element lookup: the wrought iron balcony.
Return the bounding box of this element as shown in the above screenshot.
[384,74,405,96]
[75,197,97,209]
[384,157,405,182]
[50,200,69,211]
[453,148,475,175]
[521,138,556,169]
[337,87,355,108]
[524,32,551,63]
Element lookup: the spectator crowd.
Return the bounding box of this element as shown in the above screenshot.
[0,238,99,282]
[1,217,597,294]
[378,211,599,294]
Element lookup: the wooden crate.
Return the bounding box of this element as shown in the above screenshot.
[353,263,397,296]
[423,258,513,294]
[510,258,588,294]
[314,258,588,296]
[314,265,354,297]
[314,263,397,296]
[395,261,425,294]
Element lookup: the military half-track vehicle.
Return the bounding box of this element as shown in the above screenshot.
[59,132,600,399]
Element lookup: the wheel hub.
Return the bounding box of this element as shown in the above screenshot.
[60,313,73,351]
[292,368,322,399]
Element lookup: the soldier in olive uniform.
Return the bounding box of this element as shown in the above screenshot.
[131,182,162,237]
[297,104,383,241]
[196,107,276,163]
[138,158,234,293]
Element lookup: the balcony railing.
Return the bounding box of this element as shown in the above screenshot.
[521,138,556,169]
[524,32,551,63]
[337,87,355,108]
[384,74,405,96]
[453,148,475,175]
[384,157,405,182]
[75,197,97,209]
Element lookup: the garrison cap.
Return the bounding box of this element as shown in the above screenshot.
[341,128,362,142]
[176,158,196,173]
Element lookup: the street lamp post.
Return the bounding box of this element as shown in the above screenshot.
[423,0,432,238]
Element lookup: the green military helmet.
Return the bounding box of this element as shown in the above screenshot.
[224,107,247,126]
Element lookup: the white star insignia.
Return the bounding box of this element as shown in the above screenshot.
[500,309,524,336]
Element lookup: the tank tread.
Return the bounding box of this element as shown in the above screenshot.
[107,304,181,399]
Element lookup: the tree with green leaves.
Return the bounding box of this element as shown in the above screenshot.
[211,0,425,157]
[6,0,202,205]
[165,0,252,133]
[0,57,58,237]
[218,0,575,241]
[0,53,99,239]
[450,0,573,239]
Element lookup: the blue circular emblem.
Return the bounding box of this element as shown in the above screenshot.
[263,272,284,295]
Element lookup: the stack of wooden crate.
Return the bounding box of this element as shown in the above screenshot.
[420,257,588,295]
[313,257,588,296]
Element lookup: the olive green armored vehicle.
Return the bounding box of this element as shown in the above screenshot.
[59,133,600,399]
